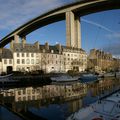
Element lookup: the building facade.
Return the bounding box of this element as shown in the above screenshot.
[0,41,87,73]
[88,49,119,72]
[0,48,13,74]
[63,47,87,72]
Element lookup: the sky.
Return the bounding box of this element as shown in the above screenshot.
[0,0,120,57]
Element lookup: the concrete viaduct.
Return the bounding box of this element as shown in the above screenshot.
[0,0,120,49]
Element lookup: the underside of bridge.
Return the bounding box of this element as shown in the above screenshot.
[0,0,120,49]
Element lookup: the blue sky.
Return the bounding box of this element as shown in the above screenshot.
[0,0,120,56]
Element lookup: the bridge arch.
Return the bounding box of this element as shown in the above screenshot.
[0,0,120,48]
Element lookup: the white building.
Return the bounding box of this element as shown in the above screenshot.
[63,46,87,72]
[11,42,40,72]
[0,48,13,74]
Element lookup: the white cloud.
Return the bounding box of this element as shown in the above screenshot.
[0,0,73,31]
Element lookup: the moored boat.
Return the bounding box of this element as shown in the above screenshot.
[79,73,98,83]
[51,74,78,82]
[67,90,120,120]
[0,74,13,81]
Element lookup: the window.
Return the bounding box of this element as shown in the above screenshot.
[9,59,12,64]
[31,53,34,57]
[28,96,31,100]
[51,50,54,53]
[26,59,30,64]
[4,59,7,64]
[23,89,26,94]
[18,91,21,95]
[56,55,57,58]
[26,53,29,57]
[23,97,26,101]
[22,59,25,64]
[18,97,21,101]
[17,53,19,57]
[22,53,24,57]
[32,89,35,94]
[31,59,34,64]
[27,90,31,94]
[36,59,39,64]
[17,59,20,64]
[32,96,35,100]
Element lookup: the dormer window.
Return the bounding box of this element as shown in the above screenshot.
[43,49,45,53]
[51,50,54,53]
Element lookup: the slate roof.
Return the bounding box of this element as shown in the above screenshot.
[12,43,86,54]
[13,43,39,53]
[62,46,86,53]
[39,45,62,54]
[2,48,13,59]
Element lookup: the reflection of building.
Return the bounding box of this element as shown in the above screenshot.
[0,82,87,102]
[90,78,119,97]
[15,87,42,102]
[42,85,65,99]
[0,41,87,73]
[88,49,117,72]
[65,82,87,100]
[0,87,42,102]
[68,99,82,113]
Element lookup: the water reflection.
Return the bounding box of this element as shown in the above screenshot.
[0,77,119,120]
[0,82,86,120]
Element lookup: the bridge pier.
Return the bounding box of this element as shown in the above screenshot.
[14,34,20,43]
[66,11,81,48]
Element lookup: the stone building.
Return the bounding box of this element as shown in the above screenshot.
[0,48,13,74]
[0,41,87,73]
[88,49,117,72]
[11,42,40,72]
[63,46,87,72]
[40,43,64,73]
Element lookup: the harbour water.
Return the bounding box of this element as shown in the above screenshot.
[0,77,119,120]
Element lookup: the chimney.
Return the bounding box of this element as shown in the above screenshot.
[34,41,39,50]
[45,42,49,50]
[56,44,61,53]
[21,36,26,48]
